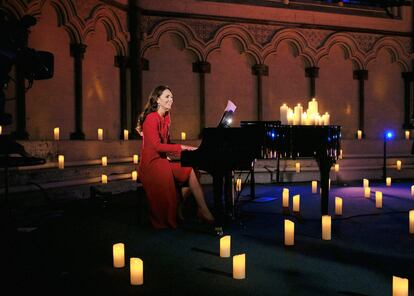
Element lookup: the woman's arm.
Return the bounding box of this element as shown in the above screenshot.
[143,115,182,154]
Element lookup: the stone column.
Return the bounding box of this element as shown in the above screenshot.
[13,60,29,139]
[115,56,128,139]
[305,67,319,99]
[193,61,211,137]
[252,64,269,121]
[402,72,413,129]
[353,70,368,139]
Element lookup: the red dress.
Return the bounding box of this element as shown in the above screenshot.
[139,112,192,229]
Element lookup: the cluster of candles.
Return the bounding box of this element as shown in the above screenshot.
[113,243,143,285]
[53,127,131,140]
[280,98,330,125]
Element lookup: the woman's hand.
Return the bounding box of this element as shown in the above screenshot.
[181,145,197,151]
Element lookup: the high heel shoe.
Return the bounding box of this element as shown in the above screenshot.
[197,209,215,224]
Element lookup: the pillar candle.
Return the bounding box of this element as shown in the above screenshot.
[58,155,64,169]
[396,160,402,171]
[282,188,289,208]
[232,254,246,279]
[220,235,231,258]
[322,112,330,125]
[339,149,343,159]
[322,215,331,240]
[132,171,137,181]
[280,104,289,124]
[411,185,414,196]
[133,154,139,164]
[405,130,410,140]
[0,125,2,135]
[98,128,103,140]
[334,164,339,172]
[364,187,371,198]
[308,98,318,116]
[311,181,317,193]
[292,194,300,212]
[363,178,369,188]
[124,129,129,140]
[301,112,308,125]
[284,220,294,246]
[335,197,342,215]
[53,127,60,140]
[113,243,125,268]
[130,258,143,285]
[386,177,392,187]
[102,156,107,166]
[102,174,108,184]
[295,162,301,173]
[181,132,186,140]
[375,191,382,208]
[357,130,362,140]
[392,276,408,296]
[236,178,242,192]
[409,210,414,234]
[287,109,294,125]
[293,104,303,125]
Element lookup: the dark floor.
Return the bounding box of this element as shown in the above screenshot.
[2,180,414,296]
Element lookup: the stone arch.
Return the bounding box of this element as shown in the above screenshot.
[204,24,262,64]
[0,0,27,18]
[365,37,410,72]
[142,20,204,61]
[317,33,365,70]
[262,28,315,68]
[83,4,128,56]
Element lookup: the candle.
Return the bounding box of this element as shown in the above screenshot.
[396,160,402,171]
[0,125,2,135]
[293,104,303,125]
[357,130,362,140]
[375,191,382,208]
[232,254,246,279]
[308,98,318,116]
[335,197,342,215]
[322,112,330,125]
[411,185,414,196]
[363,178,369,188]
[280,104,289,124]
[282,188,289,208]
[284,220,294,246]
[392,276,408,296]
[133,154,139,164]
[339,149,343,159]
[292,194,300,212]
[311,181,317,193]
[287,109,294,125]
[124,129,129,140]
[301,112,307,125]
[113,243,125,268]
[53,127,60,140]
[181,132,186,140]
[58,155,64,169]
[236,178,242,192]
[220,235,231,258]
[102,174,108,184]
[102,156,108,166]
[405,130,410,140]
[322,215,331,240]
[295,162,301,173]
[364,187,371,198]
[386,177,392,187]
[132,171,137,181]
[130,258,143,285]
[410,210,414,234]
[334,164,339,172]
[98,128,103,140]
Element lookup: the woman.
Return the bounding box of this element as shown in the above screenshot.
[136,85,215,229]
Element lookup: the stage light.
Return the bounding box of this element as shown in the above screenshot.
[385,130,394,140]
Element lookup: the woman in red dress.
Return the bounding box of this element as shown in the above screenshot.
[136,85,215,229]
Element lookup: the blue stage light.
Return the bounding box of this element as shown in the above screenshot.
[385,130,394,140]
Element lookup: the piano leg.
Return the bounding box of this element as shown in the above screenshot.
[317,155,334,216]
[212,174,225,226]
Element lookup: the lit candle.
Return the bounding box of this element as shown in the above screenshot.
[339,149,343,159]
[322,112,330,125]
[232,254,245,280]
[295,162,300,173]
[411,185,414,196]
[130,258,143,285]
[236,178,242,192]
[284,220,294,246]
[311,181,317,193]
[133,154,139,164]
[357,130,362,140]
[335,197,342,215]
[375,191,382,208]
[364,187,371,198]
[396,160,402,171]
[282,188,289,208]
[392,276,408,296]
[334,164,339,172]
[102,174,108,184]
[58,155,64,169]
[53,127,60,140]
[102,156,108,166]
[410,210,414,234]
[113,243,125,268]
[308,98,318,116]
[292,194,300,212]
[322,215,331,240]
[405,130,410,140]
[301,112,308,125]
[363,178,369,188]
[98,128,103,140]
[181,132,186,140]
[386,177,392,187]
[220,235,231,258]
[132,170,137,181]
[293,104,303,125]
[0,125,2,135]
[280,104,289,125]
[287,109,294,125]
[124,129,129,140]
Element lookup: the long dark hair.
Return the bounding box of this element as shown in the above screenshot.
[136,85,171,135]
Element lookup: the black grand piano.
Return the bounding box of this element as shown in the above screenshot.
[181,121,341,227]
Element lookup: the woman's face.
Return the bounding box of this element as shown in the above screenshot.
[157,89,173,112]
